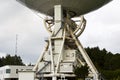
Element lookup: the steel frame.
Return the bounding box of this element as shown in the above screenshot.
[33,5,100,80]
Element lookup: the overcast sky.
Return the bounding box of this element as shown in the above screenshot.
[0,0,120,64]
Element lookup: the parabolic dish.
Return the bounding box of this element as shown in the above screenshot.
[17,0,112,17]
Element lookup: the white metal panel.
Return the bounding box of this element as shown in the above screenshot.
[43,51,51,61]
[38,62,51,73]
[59,63,73,73]
[19,71,35,80]
[63,50,76,62]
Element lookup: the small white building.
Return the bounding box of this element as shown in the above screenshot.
[0,65,33,80]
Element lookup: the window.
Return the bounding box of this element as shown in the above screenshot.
[26,69,32,71]
[16,69,18,74]
[6,69,11,73]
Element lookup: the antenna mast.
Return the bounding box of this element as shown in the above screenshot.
[15,34,18,54]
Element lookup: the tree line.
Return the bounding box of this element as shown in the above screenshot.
[85,47,120,80]
[0,54,24,67]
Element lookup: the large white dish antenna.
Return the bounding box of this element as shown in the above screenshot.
[17,0,112,17]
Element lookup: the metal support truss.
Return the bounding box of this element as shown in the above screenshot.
[33,5,100,80]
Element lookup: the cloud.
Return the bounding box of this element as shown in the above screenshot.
[0,0,48,63]
[0,0,120,64]
[79,0,120,53]
[85,0,120,25]
[0,52,6,58]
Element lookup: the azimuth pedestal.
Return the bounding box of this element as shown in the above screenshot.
[33,5,99,80]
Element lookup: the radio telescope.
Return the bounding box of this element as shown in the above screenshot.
[17,0,112,80]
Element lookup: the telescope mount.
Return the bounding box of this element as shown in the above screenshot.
[33,5,100,80]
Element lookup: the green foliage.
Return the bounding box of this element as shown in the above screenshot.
[74,65,89,79]
[85,47,120,80]
[101,69,120,80]
[0,54,25,67]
